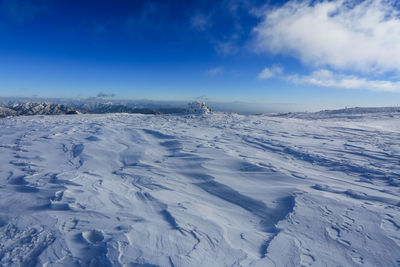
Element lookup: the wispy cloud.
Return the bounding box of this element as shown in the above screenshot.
[214,41,239,55]
[190,13,210,31]
[289,69,400,92]
[206,66,224,76]
[258,65,282,80]
[124,2,167,33]
[253,0,400,74]
[93,22,110,35]
[97,92,116,98]
[1,0,49,22]
[189,0,258,56]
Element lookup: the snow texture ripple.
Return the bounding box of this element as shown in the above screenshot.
[0,111,399,266]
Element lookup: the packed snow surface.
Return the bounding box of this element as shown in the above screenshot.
[0,111,399,266]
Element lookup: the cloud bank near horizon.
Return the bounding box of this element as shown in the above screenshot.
[288,69,400,92]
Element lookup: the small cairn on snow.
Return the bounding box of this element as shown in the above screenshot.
[187,101,211,114]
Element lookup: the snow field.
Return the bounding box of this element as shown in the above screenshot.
[0,112,399,266]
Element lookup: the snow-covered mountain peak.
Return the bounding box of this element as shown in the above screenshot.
[4,102,79,116]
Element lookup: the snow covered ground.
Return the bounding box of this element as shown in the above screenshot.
[0,111,399,266]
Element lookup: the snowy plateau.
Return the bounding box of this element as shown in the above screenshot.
[0,110,400,267]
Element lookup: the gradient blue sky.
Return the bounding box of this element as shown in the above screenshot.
[1,0,400,110]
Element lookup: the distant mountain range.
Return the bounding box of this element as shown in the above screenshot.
[0,102,186,118]
[1,98,399,118]
[272,106,400,119]
[0,103,77,117]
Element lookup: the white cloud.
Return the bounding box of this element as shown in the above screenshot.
[206,66,224,75]
[258,65,283,80]
[289,69,400,92]
[253,0,400,73]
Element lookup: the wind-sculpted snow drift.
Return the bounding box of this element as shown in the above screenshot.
[0,111,399,266]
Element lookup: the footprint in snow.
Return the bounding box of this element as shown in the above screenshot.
[82,229,104,244]
[326,225,351,247]
[300,253,315,266]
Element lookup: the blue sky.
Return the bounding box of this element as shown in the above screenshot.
[1,0,400,111]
